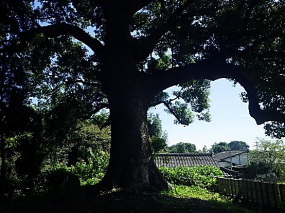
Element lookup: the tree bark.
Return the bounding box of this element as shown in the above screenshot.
[96,81,169,191]
[0,133,6,196]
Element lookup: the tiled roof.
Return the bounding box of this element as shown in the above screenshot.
[220,167,241,178]
[154,153,219,168]
[213,150,247,161]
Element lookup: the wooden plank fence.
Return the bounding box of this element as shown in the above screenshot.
[216,177,285,208]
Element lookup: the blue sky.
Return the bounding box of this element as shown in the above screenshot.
[149,78,272,150]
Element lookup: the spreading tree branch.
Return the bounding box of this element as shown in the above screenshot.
[81,103,109,120]
[235,76,285,125]
[134,2,196,62]
[162,101,186,125]
[148,57,285,125]
[4,23,105,60]
[134,3,221,62]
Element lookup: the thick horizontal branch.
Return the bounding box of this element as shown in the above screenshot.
[148,58,285,125]
[134,3,193,62]
[81,103,109,120]
[4,23,105,60]
[134,4,222,62]
[150,57,237,92]
[27,23,104,59]
[235,76,285,125]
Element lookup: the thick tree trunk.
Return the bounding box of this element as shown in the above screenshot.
[92,10,169,192]
[96,84,169,192]
[0,133,6,196]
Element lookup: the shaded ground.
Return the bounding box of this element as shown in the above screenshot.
[1,187,284,213]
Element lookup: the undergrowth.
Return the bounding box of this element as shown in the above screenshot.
[159,165,223,190]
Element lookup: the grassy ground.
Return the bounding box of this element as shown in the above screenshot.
[1,184,284,213]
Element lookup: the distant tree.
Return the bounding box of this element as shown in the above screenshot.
[229,141,250,151]
[148,114,163,138]
[202,145,208,153]
[148,114,167,153]
[248,139,285,177]
[168,142,196,153]
[211,142,230,154]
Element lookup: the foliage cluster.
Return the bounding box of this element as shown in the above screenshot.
[248,138,285,177]
[0,117,110,197]
[148,114,168,153]
[211,141,250,154]
[68,148,109,185]
[38,147,109,195]
[39,120,110,192]
[159,165,223,190]
[168,142,196,153]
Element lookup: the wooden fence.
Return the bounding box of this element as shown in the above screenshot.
[216,177,285,208]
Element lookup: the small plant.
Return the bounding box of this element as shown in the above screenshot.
[38,148,109,193]
[161,184,222,200]
[67,148,109,185]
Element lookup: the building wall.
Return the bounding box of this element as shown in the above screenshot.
[218,161,231,168]
[224,152,248,165]
[218,152,248,168]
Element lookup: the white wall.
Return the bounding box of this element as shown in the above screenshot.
[218,161,231,168]
[224,153,248,165]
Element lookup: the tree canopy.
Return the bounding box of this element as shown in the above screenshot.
[211,142,230,154]
[211,141,250,153]
[1,0,285,192]
[228,141,250,151]
[148,114,168,153]
[249,138,285,177]
[168,142,196,153]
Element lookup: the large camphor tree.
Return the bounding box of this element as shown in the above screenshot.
[1,0,285,191]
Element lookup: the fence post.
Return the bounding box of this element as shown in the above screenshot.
[260,182,268,206]
[233,179,238,195]
[279,184,285,202]
[267,183,275,208]
[255,181,263,205]
[251,181,257,203]
[249,180,254,202]
[247,180,253,201]
[242,180,247,201]
[217,177,221,192]
[231,179,235,196]
[226,178,230,195]
[232,181,245,203]
[272,183,281,208]
[227,178,231,195]
[238,179,243,199]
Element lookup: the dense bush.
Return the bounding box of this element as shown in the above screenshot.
[159,165,223,190]
[68,148,109,185]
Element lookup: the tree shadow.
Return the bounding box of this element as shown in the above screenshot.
[1,187,284,213]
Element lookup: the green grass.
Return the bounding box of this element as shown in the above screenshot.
[160,184,253,213]
[161,184,222,200]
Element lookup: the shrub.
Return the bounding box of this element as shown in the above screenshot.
[159,165,223,190]
[37,148,109,194]
[69,149,109,184]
